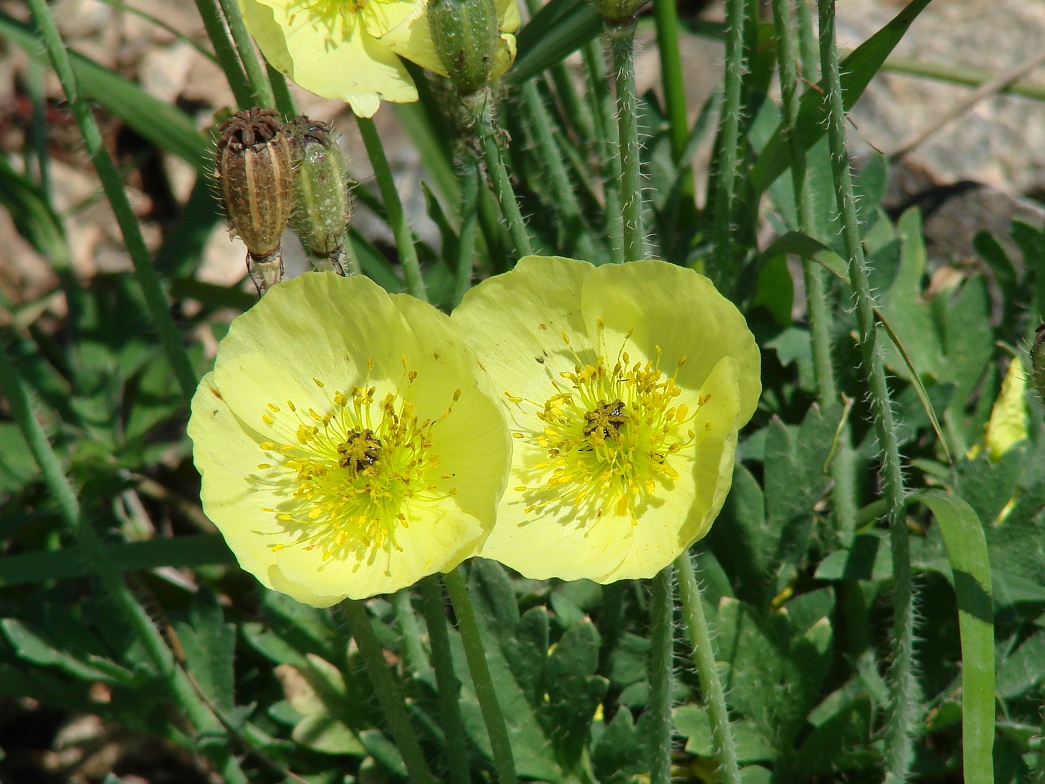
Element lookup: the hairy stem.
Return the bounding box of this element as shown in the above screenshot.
[817,2,915,780]
[606,21,646,261]
[676,554,741,784]
[420,576,472,784]
[342,600,436,784]
[444,568,519,784]
[708,0,747,292]
[649,566,676,784]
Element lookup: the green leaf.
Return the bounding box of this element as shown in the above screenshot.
[996,629,1045,700]
[706,462,773,603]
[0,617,134,683]
[276,655,367,755]
[465,561,563,782]
[0,11,207,169]
[749,0,932,195]
[359,728,408,776]
[761,404,843,591]
[911,490,995,784]
[544,620,607,766]
[510,0,602,84]
[0,534,233,588]
[0,154,68,265]
[675,705,775,764]
[0,422,38,495]
[749,254,794,326]
[761,231,848,281]
[592,707,647,783]
[717,598,826,751]
[173,588,236,714]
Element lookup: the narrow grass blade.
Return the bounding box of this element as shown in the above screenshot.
[911,490,995,784]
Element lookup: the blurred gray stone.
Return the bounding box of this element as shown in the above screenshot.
[837,0,1045,194]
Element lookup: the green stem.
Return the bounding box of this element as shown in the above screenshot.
[606,21,646,261]
[216,0,275,108]
[454,162,481,307]
[583,40,624,264]
[342,600,436,784]
[481,126,534,259]
[0,341,247,784]
[816,3,915,781]
[649,567,675,784]
[193,0,253,109]
[709,0,747,292]
[1034,689,1045,784]
[266,60,296,118]
[420,576,472,784]
[771,0,856,533]
[653,0,693,200]
[28,0,197,402]
[675,554,741,784]
[357,115,429,301]
[794,0,818,82]
[444,568,518,784]
[519,0,593,142]
[520,80,596,260]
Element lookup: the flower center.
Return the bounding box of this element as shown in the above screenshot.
[253,359,459,564]
[508,320,710,525]
[337,429,383,475]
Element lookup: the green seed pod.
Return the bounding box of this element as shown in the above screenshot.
[214,108,296,261]
[428,0,500,95]
[289,117,353,264]
[1033,323,1045,402]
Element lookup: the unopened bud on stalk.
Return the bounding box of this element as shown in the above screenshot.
[214,108,296,294]
[429,0,500,95]
[290,117,353,273]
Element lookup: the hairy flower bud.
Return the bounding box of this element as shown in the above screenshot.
[214,108,296,293]
[428,0,500,95]
[289,117,353,269]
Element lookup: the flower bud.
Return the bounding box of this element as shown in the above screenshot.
[214,108,296,262]
[289,117,354,268]
[428,0,500,95]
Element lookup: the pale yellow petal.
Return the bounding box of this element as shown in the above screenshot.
[190,272,510,604]
[601,358,741,581]
[240,0,417,115]
[581,260,761,427]
[378,9,449,76]
[496,0,520,34]
[455,256,759,584]
[454,255,595,421]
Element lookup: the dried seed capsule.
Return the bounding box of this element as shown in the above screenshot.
[428,0,500,95]
[289,117,353,271]
[214,108,296,293]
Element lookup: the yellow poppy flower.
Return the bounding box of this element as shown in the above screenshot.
[378,0,520,83]
[453,256,761,583]
[239,0,421,117]
[189,272,511,606]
